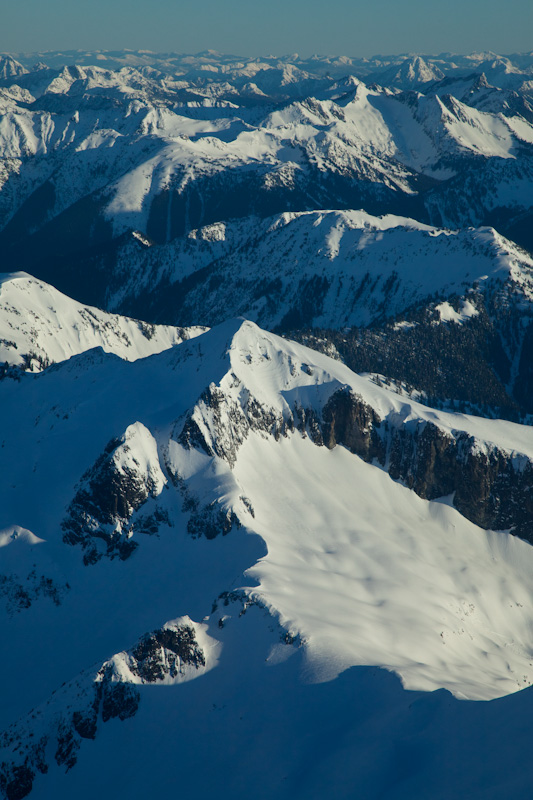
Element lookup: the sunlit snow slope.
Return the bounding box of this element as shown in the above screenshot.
[0,271,206,369]
[185,321,533,700]
[2,319,533,798]
[2,320,533,700]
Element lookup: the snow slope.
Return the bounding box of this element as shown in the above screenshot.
[2,320,533,694]
[0,271,206,369]
[238,433,533,699]
[104,209,533,329]
[2,319,533,797]
[2,48,533,799]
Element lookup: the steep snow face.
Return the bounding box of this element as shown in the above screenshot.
[163,321,533,699]
[181,324,533,699]
[422,95,523,159]
[238,434,533,700]
[2,48,533,799]
[2,317,533,797]
[104,210,533,329]
[424,73,533,122]
[0,272,206,370]
[0,56,28,81]
[2,319,533,708]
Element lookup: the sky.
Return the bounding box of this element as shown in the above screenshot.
[2,0,532,57]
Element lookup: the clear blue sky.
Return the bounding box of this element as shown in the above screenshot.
[2,0,532,57]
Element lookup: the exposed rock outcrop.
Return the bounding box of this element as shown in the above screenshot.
[178,382,293,468]
[0,570,68,615]
[0,620,206,799]
[61,422,166,564]
[320,387,385,463]
[308,387,533,543]
[175,378,533,544]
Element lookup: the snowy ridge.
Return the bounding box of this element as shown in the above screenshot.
[3,49,532,90]
[184,319,533,458]
[157,322,533,698]
[1,47,533,800]
[0,51,532,277]
[2,320,533,692]
[0,271,206,370]
[0,615,219,797]
[103,210,533,329]
[1,318,533,797]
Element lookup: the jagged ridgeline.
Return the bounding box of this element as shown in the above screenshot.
[4,215,532,419]
[3,320,533,799]
[0,49,532,422]
[2,49,533,800]
[0,49,532,299]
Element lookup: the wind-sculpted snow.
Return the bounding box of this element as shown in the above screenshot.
[2,320,533,687]
[2,48,533,798]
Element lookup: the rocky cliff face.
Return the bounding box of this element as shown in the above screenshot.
[162,359,533,546]
[314,388,533,543]
[49,325,533,569]
[2,318,533,798]
[167,361,533,545]
[61,422,166,564]
[177,382,295,467]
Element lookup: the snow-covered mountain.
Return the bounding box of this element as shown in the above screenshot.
[0,49,532,295]
[4,49,533,88]
[424,72,533,121]
[67,209,532,418]
[0,271,206,371]
[2,49,533,799]
[371,56,446,89]
[2,319,533,798]
[0,57,27,81]
[94,209,533,329]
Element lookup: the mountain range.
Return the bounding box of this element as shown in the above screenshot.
[1,49,533,799]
